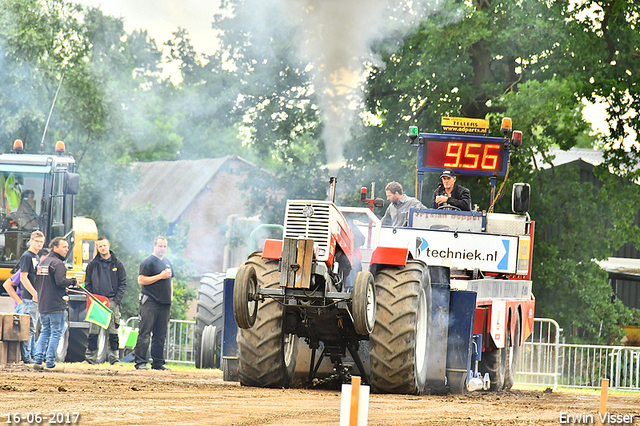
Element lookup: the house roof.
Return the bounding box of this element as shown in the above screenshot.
[597,257,640,282]
[122,156,254,223]
[535,147,604,170]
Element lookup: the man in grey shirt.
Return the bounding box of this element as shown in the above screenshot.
[381,182,426,227]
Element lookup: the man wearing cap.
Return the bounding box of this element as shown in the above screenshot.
[382,181,426,227]
[432,170,472,211]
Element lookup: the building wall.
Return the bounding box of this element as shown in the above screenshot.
[179,158,253,275]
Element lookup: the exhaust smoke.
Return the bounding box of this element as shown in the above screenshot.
[279,0,445,175]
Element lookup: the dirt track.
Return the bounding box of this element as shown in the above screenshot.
[1,363,639,425]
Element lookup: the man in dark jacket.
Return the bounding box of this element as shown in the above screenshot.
[431,169,472,211]
[84,236,127,365]
[33,237,77,372]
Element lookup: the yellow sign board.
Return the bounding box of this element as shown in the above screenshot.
[441,117,490,135]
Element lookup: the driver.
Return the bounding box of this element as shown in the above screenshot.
[432,170,471,211]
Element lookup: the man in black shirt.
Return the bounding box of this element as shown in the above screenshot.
[134,236,174,371]
[84,237,127,365]
[18,230,45,363]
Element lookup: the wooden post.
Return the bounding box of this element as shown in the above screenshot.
[349,376,361,426]
[597,378,609,426]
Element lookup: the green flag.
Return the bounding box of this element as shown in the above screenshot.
[85,295,113,329]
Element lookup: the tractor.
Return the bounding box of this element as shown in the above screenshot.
[0,139,99,363]
[227,116,535,394]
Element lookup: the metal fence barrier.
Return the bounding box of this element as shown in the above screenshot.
[516,318,640,391]
[123,316,640,381]
[124,317,196,365]
[516,317,561,389]
[165,319,196,364]
[559,344,640,390]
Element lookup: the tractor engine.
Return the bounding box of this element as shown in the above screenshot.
[281,200,355,292]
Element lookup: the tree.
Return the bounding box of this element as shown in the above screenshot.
[0,0,196,319]
[358,0,640,342]
[106,206,195,320]
[0,0,103,151]
[202,0,640,342]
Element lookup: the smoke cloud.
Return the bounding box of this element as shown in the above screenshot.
[278,0,445,175]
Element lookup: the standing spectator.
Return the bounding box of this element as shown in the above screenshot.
[33,237,77,372]
[18,230,45,363]
[134,236,174,371]
[3,250,50,364]
[83,237,127,365]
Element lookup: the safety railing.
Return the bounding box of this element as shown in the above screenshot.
[165,319,196,364]
[124,317,196,365]
[515,318,561,390]
[559,344,640,390]
[516,318,640,391]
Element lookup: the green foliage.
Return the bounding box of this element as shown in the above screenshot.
[620,308,640,327]
[2,0,640,344]
[533,249,627,343]
[104,205,195,320]
[528,166,639,342]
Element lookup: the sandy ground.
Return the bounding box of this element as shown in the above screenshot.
[1,363,639,426]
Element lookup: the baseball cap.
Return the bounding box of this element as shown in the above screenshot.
[440,169,455,178]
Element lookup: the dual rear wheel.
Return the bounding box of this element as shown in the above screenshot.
[480,312,522,391]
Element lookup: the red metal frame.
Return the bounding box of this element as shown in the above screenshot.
[370,247,409,267]
[262,239,283,259]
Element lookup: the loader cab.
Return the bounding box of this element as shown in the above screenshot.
[0,143,80,283]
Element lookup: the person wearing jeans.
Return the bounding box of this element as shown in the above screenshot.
[33,237,77,371]
[18,231,46,363]
[16,299,38,361]
[34,311,65,369]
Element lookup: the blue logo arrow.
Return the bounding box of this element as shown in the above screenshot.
[420,237,429,252]
[498,240,509,270]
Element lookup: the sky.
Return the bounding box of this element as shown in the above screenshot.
[72,0,632,146]
[74,0,221,81]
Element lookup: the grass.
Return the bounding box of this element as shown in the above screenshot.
[513,384,640,396]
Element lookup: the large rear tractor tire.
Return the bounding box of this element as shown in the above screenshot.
[237,253,298,388]
[369,260,432,394]
[65,328,89,363]
[503,312,522,391]
[194,272,225,369]
[352,271,376,335]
